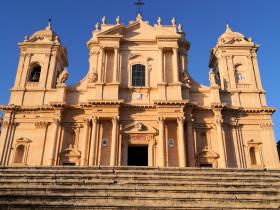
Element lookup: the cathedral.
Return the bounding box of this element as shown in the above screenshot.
[0,14,279,169]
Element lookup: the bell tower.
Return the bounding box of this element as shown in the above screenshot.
[10,21,68,105]
[209,24,266,107]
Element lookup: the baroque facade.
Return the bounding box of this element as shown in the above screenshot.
[0,14,279,169]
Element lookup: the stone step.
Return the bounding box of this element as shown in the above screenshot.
[0,167,279,209]
[1,174,280,186]
[0,194,279,209]
[1,177,280,190]
[1,184,278,198]
[1,166,280,176]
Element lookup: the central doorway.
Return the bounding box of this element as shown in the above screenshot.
[127,145,148,166]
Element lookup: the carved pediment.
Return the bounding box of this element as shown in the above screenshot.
[122,122,158,134]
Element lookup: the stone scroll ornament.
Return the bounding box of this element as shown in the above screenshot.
[56,67,69,85]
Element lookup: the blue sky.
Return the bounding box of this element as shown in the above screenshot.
[0,0,279,142]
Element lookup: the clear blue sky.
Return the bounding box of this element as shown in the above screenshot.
[0,0,279,142]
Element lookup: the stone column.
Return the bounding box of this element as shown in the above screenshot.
[110,117,119,166]
[113,47,119,82]
[81,118,91,166]
[157,117,165,167]
[177,117,186,167]
[48,118,60,166]
[97,47,104,82]
[89,117,98,165]
[213,109,226,168]
[158,47,164,82]
[172,47,179,83]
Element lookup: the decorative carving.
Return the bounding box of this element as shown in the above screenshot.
[2,121,18,128]
[177,117,185,123]
[53,118,61,126]
[56,67,69,85]
[260,122,274,130]
[84,118,91,126]
[88,71,98,83]
[2,120,9,128]
[135,122,143,131]
[35,121,49,128]
[92,116,98,124]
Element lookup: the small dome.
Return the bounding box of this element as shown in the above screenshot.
[26,20,59,42]
[218,24,244,44]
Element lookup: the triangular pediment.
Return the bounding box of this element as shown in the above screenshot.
[98,24,124,36]
[123,21,156,40]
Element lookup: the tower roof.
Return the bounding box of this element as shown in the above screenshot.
[217,24,245,44]
[24,19,60,43]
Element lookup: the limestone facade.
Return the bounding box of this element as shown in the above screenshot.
[0,15,279,168]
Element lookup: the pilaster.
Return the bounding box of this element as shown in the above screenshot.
[89,117,98,165]
[110,116,119,166]
[177,117,186,167]
[157,117,166,167]
[81,118,91,166]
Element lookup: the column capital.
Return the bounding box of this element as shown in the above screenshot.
[53,118,61,126]
[35,121,49,128]
[111,116,119,123]
[157,116,165,122]
[177,116,185,123]
[172,46,179,50]
[92,116,99,123]
[84,117,91,125]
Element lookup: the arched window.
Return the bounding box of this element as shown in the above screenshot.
[14,145,25,164]
[235,64,246,84]
[29,65,41,82]
[132,64,145,86]
[249,147,257,165]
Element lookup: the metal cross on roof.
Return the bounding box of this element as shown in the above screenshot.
[134,0,145,16]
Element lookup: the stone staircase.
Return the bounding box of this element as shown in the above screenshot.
[0,166,280,209]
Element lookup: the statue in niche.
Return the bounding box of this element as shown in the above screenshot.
[57,67,69,85]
